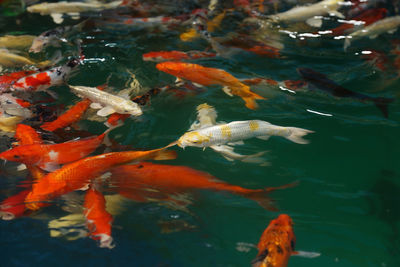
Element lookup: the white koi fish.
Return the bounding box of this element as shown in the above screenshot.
[27,0,122,24]
[69,85,143,117]
[344,16,400,50]
[269,0,344,27]
[178,117,313,148]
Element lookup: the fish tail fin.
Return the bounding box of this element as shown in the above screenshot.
[241,181,298,211]
[100,127,115,147]
[153,149,177,161]
[373,97,394,118]
[243,90,265,110]
[285,127,314,144]
[344,37,351,51]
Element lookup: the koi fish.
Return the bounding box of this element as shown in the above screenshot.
[0,70,36,92]
[0,190,30,220]
[69,85,143,117]
[142,50,216,62]
[10,58,81,92]
[0,129,109,171]
[297,67,394,118]
[83,185,114,249]
[0,35,35,50]
[109,162,296,211]
[0,48,51,68]
[329,8,387,36]
[344,16,400,50]
[0,112,23,133]
[156,62,265,109]
[177,119,313,149]
[25,147,177,210]
[0,93,32,118]
[252,214,295,267]
[27,1,123,24]
[269,0,344,27]
[180,10,226,42]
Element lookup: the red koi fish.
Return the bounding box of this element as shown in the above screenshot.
[109,162,295,210]
[329,8,387,36]
[156,62,265,109]
[0,70,36,92]
[252,214,296,267]
[25,147,177,210]
[84,185,114,248]
[10,58,80,92]
[0,129,109,171]
[143,50,216,62]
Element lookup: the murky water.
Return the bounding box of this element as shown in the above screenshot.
[1,1,400,266]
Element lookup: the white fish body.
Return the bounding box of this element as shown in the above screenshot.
[269,0,344,26]
[27,0,122,15]
[69,85,143,117]
[344,16,400,49]
[177,120,313,148]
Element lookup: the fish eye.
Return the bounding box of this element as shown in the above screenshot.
[13,155,20,159]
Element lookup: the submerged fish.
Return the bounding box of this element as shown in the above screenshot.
[25,147,177,210]
[252,214,296,267]
[177,120,313,148]
[69,85,143,117]
[10,58,81,92]
[0,129,108,171]
[156,62,265,109]
[142,50,216,62]
[109,162,296,211]
[344,15,400,50]
[84,185,114,249]
[297,67,394,117]
[0,35,35,50]
[0,48,50,68]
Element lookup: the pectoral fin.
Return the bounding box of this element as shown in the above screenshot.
[306,17,322,28]
[41,162,61,172]
[50,13,64,24]
[329,10,344,19]
[67,12,80,20]
[222,86,233,96]
[292,250,321,258]
[97,106,116,117]
[90,103,103,109]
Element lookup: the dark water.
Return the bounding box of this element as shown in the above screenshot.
[1,1,400,266]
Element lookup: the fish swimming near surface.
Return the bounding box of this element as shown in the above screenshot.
[344,15,400,50]
[109,162,297,211]
[27,1,123,24]
[252,214,296,267]
[83,185,114,249]
[156,62,265,109]
[25,147,177,210]
[0,128,110,172]
[69,85,143,117]
[0,48,51,68]
[297,67,394,118]
[176,119,313,148]
[10,58,81,92]
[268,0,344,27]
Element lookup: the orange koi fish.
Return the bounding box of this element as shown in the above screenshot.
[142,50,216,62]
[0,129,108,171]
[329,8,387,36]
[25,147,177,210]
[0,190,31,220]
[10,58,80,92]
[156,62,265,109]
[109,162,295,210]
[252,214,296,267]
[84,185,114,248]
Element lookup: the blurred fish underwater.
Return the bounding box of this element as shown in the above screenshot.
[0,0,399,266]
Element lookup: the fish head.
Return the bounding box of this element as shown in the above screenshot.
[176,131,210,148]
[268,214,296,250]
[121,102,143,116]
[156,62,186,76]
[0,146,37,163]
[29,36,48,53]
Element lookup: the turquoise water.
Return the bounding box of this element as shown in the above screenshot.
[1,1,400,266]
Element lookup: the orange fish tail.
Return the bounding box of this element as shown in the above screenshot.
[153,149,177,161]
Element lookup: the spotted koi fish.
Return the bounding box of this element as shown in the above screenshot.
[176,120,313,148]
[10,58,81,92]
[84,185,114,249]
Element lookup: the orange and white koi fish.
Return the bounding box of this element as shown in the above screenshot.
[0,129,109,171]
[0,93,32,118]
[25,147,177,210]
[84,185,114,249]
[252,214,296,267]
[0,70,36,92]
[10,58,81,92]
[156,62,265,109]
[109,162,296,211]
[142,50,216,62]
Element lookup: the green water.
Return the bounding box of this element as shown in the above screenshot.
[1,2,400,267]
